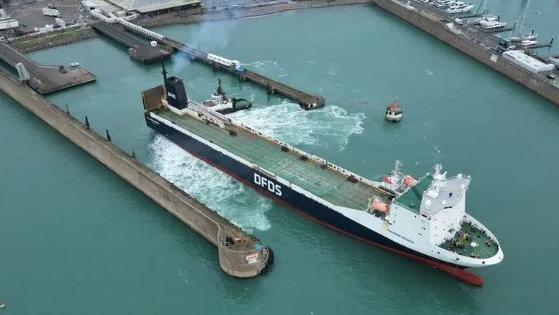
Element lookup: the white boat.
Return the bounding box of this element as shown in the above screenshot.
[203,78,252,114]
[471,15,499,25]
[385,102,403,122]
[509,32,538,43]
[448,1,465,7]
[519,39,538,47]
[447,4,474,14]
[434,0,455,8]
[479,20,507,29]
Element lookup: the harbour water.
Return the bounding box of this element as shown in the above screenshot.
[1,3,559,314]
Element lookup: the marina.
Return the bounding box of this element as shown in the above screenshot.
[372,0,559,105]
[0,1,558,314]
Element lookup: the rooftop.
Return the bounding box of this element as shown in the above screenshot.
[106,0,201,13]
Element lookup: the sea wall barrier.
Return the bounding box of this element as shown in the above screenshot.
[0,68,272,278]
[371,0,559,106]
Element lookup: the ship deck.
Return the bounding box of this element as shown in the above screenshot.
[439,221,499,259]
[156,108,386,210]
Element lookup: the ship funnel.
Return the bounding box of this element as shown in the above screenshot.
[162,64,188,110]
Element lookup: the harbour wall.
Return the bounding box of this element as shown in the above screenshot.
[371,0,559,106]
[0,69,271,278]
[13,26,98,53]
[12,0,374,53]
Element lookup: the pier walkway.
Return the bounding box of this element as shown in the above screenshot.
[161,38,325,109]
[92,21,174,63]
[0,41,95,94]
[0,67,272,278]
[85,12,324,108]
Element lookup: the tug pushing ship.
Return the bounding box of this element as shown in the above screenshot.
[141,69,503,285]
[203,78,252,114]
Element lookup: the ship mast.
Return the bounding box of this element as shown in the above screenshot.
[514,0,531,36]
[161,62,168,82]
[477,0,487,15]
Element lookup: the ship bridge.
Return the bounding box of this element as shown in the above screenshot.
[419,175,469,217]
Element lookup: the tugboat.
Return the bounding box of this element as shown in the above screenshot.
[385,102,403,122]
[203,78,252,114]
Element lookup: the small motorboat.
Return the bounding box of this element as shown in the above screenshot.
[385,102,403,122]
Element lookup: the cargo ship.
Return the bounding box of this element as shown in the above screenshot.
[141,69,503,285]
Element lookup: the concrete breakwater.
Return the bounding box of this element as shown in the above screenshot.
[13,26,98,53]
[371,0,559,106]
[0,69,272,278]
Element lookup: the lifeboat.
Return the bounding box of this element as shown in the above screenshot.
[369,197,389,214]
[385,102,403,122]
[403,175,418,187]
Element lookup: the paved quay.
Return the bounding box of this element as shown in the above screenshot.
[370,0,559,106]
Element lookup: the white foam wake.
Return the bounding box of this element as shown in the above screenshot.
[243,60,288,77]
[228,102,366,151]
[148,135,272,231]
[147,102,364,231]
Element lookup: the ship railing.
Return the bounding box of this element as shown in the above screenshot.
[188,101,233,126]
[235,122,376,188]
[253,165,279,181]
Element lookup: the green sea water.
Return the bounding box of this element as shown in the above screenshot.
[1,3,559,314]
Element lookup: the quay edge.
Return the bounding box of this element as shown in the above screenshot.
[0,68,272,278]
[10,0,375,53]
[370,0,559,106]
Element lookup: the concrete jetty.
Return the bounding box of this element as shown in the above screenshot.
[105,20,325,109]
[0,68,272,278]
[151,38,325,109]
[91,21,174,64]
[370,0,559,106]
[0,41,95,94]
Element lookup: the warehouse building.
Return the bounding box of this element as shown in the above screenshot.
[106,0,202,14]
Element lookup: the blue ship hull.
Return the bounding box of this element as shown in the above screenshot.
[145,113,458,268]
